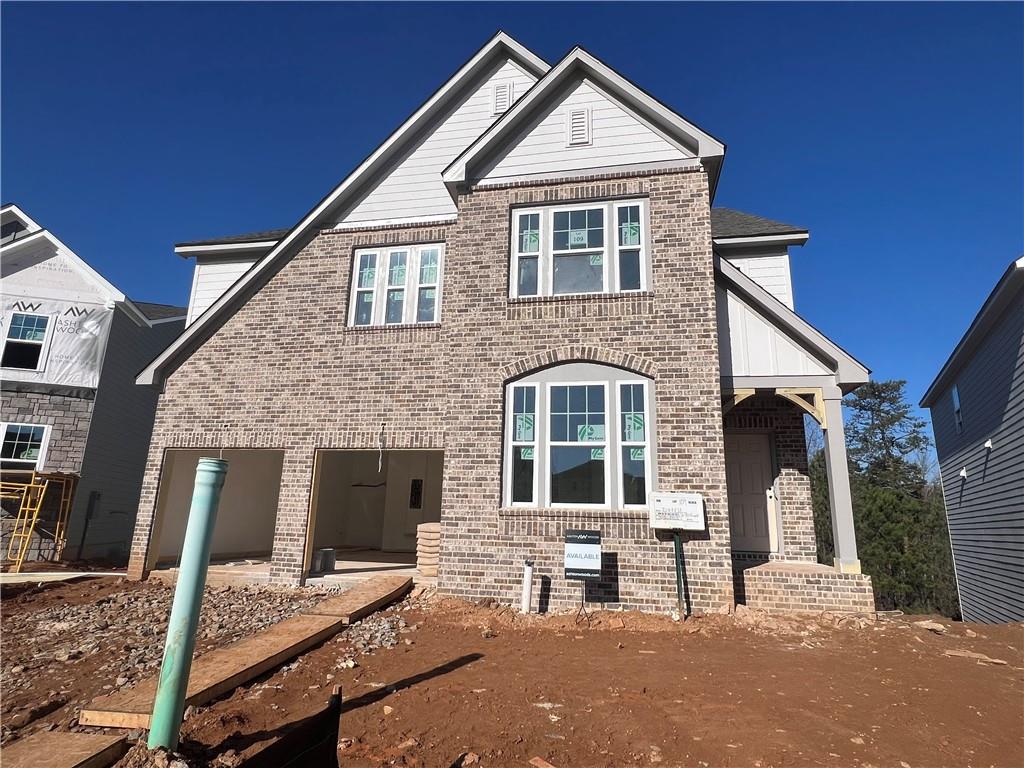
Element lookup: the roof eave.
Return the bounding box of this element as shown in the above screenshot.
[920,256,1024,407]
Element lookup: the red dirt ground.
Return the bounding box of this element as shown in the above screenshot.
[177,597,1023,768]
[3,580,1022,767]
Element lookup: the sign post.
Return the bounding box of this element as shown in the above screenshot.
[649,493,706,617]
[564,529,601,623]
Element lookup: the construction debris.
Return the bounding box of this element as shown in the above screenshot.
[943,649,1008,665]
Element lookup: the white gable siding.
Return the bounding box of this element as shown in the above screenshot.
[186,256,258,325]
[723,250,795,309]
[477,78,690,184]
[337,59,537,227]
[716,285,830,377]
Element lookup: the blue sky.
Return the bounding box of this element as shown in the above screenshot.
[3,2,1021,421]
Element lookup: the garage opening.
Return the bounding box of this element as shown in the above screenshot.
[148,449,284,578]
[308,449,441,578]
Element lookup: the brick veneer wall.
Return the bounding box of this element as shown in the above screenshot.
[128,166,735,613]
[723,395,818,562]
[740,562,875,614]
[0,389,94,473]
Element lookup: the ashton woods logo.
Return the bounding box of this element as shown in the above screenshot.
[63,306,93,318]
[12,301,42,312]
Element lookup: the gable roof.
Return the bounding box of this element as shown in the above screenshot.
[138,31,548,386]
[716,255,870,389]
[134,301,188,322]
[920,256,1024,407]
[442,46,726,195]
[711,208,807,240]
[177,228,289,248]
[0,209,151,326]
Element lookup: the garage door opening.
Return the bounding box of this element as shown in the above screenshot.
[307,449,441,579]
[148,449,284,579]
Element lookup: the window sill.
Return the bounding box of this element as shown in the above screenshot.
[345,322,440,333]
[499,506,649,521]
[508,291,653,306]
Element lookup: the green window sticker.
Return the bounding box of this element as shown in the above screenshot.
[624,413,645,442]
[520,446,534,460]
[591,448,605,460]
[630,447,645,461]
[569,230,588,247]
[620,221,640,246]
[521,230,539,253]
[577,424,606,442]
[589,253,603,266]
[515,414,535,442]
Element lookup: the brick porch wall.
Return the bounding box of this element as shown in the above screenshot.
[724,395,817,562]
[128,166,735,613]
[739,562,875,614]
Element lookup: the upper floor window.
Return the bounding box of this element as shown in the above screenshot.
[349,244,443,327]
[503,362,654,509]
[2,313,50,370]
[952,384,963,435]
[1,422,48,470]
[510,199,648,299]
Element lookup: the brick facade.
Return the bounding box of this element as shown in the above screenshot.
[127,165,867,615]
[0,388,94,473]
[738,562,875,614]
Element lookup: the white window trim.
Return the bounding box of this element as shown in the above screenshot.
[1,422,50,470]
[616,380,653,509]
[544,380,611,510]
[2,311,55,372]
[348,243,444,327]
[509,199,648,299]
[506,382,539,507]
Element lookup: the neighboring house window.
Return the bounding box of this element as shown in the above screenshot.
[2,313,50,370]
[503,363,654,509]
[510,200,648,298]
[1,423,49,470]
[952,384,964,435]
[349,244,444,327]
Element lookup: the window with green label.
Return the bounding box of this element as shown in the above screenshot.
[509,384,537,504]
[1,422,47,470]
[510,200,648,299]
[349,244,443,327]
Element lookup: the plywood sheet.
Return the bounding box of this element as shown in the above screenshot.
[2,732,127,768]
[308,574,412,623]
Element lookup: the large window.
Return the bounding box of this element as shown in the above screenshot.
[349,244,443,327]
[504,363,653,509]
[2,313,51,370]
[510,200,648,298]
[1,423,48,470]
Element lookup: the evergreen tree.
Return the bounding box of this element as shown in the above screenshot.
[809,380,960,617]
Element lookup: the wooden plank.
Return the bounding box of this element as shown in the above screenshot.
[307,573,412,624]
[79,613,345,729]
[2,732,127,768]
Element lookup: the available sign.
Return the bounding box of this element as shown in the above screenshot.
[649,492,705,531]
[564,529,601,580]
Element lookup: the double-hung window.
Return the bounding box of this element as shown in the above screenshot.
[510,199,648,298]
[349,244,444,327]
[504,364,654,509]
[2,313,51,370]
[1,422,49,470]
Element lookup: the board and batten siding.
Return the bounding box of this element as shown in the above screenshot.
[723,250,795,309]
[477,77,690,184]
[715,285,830,377]
[337,59,537,227]
[186,256,259,325]
[931,289,1024,623]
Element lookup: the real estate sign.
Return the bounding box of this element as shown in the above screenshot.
[649,492,706,531]
[564,529,601,580]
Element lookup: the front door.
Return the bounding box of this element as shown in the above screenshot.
[724,433,777,552]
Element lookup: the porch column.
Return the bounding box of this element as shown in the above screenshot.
[822,394,861,574]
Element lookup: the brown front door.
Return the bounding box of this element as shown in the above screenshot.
[724,433,776,552]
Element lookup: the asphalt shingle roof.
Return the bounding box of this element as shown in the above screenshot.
[133,301,187,321]
[177,209,807,248]
[710,208,807,239]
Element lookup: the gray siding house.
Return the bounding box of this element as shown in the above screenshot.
[1,204,186,562]
[921,257,1024,623]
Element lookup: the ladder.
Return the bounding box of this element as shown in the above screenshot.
[2,471,78,572]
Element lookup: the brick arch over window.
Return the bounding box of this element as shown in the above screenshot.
[499,345,657,383]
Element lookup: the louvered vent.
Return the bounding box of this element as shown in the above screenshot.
[567,108,591,146]
[493,81,512,115]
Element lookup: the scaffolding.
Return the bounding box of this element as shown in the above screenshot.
[1,470,78,573]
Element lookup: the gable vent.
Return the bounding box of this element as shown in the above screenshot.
[567,107,591,146]
[493,81,513,115]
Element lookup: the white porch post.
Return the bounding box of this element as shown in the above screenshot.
[822,394,861,574]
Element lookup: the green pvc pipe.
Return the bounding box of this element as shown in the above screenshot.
[148,457,228,750]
